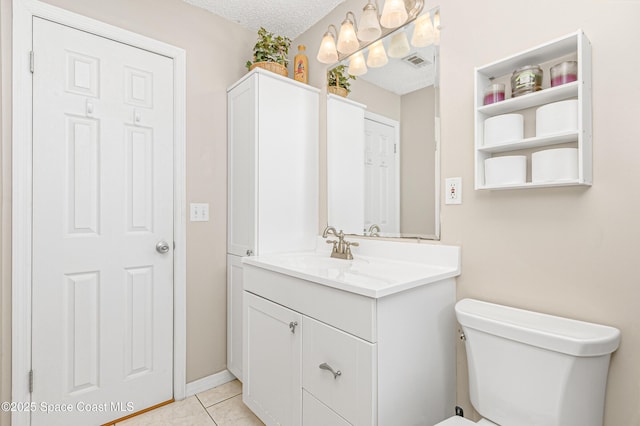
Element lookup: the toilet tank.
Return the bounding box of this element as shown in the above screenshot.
[456,298,620,426]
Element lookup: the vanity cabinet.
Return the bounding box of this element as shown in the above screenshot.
[242,261,456,426]
[226,69,319,380]
[474,30,592,189]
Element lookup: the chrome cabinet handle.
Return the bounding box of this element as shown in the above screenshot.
[289,321,298,334]
[246,249,254,256]
[156,241,170,254]
[319,362,342,379]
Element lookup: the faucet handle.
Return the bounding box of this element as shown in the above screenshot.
[344,240,358,260]
[325,239,338,252]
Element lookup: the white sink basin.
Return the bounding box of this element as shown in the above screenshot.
[242,242,461,298]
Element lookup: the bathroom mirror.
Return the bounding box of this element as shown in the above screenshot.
[326,6,440,239]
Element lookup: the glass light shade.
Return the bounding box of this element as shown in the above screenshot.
[337,18,360,55]
[317,31,339,64]
[380,0,408,28]
[387,31,410,58]
[367,40,388,68]
[348,51,368,76]
[357,3,382,42]
[411,12,435,47]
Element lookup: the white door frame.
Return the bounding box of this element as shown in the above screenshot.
[11,1,187,424]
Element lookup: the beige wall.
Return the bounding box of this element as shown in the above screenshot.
[350,78,401,122]
[400,86,436,235]
[295,0,640,424]
[438,0,640,424]
[0,0,255,417]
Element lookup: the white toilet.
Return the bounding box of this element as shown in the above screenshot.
[437,298,621,426]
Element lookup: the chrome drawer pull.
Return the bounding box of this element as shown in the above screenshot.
[319,362,342,379]
[289,321,298,333]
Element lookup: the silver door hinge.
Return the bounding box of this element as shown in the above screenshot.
[28,370,33,393]
[29,51,34,73]
[173,241,176,250]
[394,143,397,154]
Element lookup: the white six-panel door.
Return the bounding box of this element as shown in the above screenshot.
[364,115,400,234]
[31,17,174,425]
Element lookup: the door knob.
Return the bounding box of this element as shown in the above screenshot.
[156,241,170,254]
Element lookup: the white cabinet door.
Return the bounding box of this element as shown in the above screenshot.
[302,390,351,426]
[302,316,375,425]
[244,292,302,425]
[227,76,257,257]
[227,255,244,381]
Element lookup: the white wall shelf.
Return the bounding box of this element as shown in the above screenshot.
[478,131,579,154]
[474,30,592,190]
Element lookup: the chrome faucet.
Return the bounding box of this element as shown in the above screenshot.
[322,225,359,260]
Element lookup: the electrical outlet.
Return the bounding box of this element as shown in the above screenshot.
[445,177,462,205]
[190,203,210,222]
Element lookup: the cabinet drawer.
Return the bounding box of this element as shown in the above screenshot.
[303,390,351,426]
[302,317,375,425]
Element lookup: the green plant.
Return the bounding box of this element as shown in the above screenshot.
[245,27,291,69]
[327,65,356,93]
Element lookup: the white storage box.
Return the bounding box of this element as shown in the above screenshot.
[484,156,527,186]
[532,148,578,183]
[483,114,523,146]
[536,99,578,137]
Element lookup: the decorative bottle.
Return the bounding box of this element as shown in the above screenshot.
[294,45,309,84]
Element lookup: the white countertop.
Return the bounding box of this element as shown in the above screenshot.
[242,239,461,298]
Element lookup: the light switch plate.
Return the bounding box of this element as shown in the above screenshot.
[445,177,462,205]
[190,203,210,222]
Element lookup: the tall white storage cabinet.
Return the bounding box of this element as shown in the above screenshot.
[226,68,319,381]
[326,95,366,234]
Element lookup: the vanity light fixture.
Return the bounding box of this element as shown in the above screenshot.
[317,25,339,64]
[380,0,408,29]
[387,30,411,58]
[357,0,382,42]
[366,40,388,68]
[411,11,435,47]
[337,12,360,55]
[348,51,368,76]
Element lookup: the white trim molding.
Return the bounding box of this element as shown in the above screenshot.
[11,1,187,425]
[185,370,237,398]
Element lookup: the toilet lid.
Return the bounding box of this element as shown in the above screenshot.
[434,417,477,426]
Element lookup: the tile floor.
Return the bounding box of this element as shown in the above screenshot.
[116,380,264,426]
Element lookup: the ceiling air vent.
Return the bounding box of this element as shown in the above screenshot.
[401,53,431,69]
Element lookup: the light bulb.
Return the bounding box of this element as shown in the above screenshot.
[411,12,435,47]
[317,30,338,64]
[357,2,381,42]
[388,31,410,58]
[348,51,368,76]
[380,0,408,29]
[337,16,359,55]
[367,40,388,68]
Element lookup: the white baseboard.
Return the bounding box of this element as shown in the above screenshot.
[184,369,237,398]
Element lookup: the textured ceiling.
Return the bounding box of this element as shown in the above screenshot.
[183,0,346,39]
